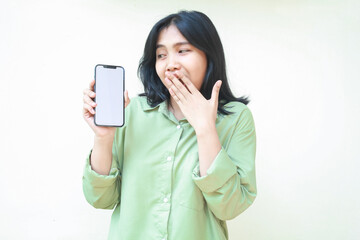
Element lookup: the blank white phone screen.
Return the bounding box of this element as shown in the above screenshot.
[95,65,124,126]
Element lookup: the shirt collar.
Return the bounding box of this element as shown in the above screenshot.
[140,97,185,124]
[140,97,173,118]
[140,97,167,112]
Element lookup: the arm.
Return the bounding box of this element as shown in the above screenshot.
[82,127,124,209]
[90,134,115,175]
[192,108,257,220]
[162,72,256,219]
[196,125,222,177]
[82,83,130,210]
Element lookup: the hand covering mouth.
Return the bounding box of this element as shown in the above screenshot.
[178,78,191,93]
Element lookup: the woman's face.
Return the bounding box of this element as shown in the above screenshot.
[155,25,207,91]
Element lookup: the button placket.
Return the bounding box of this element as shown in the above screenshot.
[156,121,184,238]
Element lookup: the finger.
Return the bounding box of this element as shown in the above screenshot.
[166,72,190,99]
[83,94,97,108]
[83,103,95,115]
[169,88,182,105]
[166,76,187,102]
[124,90,130,108]
[174,71,199,96]
[83,88,96,99]
[89,79,95,90]
[211,80,222,105]
[124,90,129,101]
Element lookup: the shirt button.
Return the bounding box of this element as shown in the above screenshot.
[163,197,169,203]
[167,156,172,161]
[176,125,181,129]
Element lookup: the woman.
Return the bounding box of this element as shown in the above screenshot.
[82,10,256,240]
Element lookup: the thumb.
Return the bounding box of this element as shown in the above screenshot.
[210,80,222,105]
[124,90,131,108]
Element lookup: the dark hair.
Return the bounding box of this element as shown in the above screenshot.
[138,10,249,115]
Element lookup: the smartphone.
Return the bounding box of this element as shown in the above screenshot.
[94,64,125,127]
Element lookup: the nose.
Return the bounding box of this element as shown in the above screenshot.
[166,54,180,72]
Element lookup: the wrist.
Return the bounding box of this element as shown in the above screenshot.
[94,134,115,144]
[195,123,217,138]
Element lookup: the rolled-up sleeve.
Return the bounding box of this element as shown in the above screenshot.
[192,108,257,220]
[82,128,123,210]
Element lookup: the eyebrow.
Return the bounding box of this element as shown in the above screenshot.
[156,41,190,49]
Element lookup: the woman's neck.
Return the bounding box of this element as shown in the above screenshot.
[168,98,185,121]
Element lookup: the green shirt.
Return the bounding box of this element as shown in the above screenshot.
[83,96,257,240]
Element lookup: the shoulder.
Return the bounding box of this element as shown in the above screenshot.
[223,101,253,118]
[125,95,148,112]
[224,101,248,113]
[128,95,146,106]
[131,95,148,104]
[120,96,147,128]
[222,101,255,129]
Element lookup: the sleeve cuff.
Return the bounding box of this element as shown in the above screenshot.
[192,148,237,193]
[82,149,119,188]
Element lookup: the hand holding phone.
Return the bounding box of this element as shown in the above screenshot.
[94,64,125,127]
[82,65,129,137]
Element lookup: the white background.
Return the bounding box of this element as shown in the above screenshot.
[0,0,359,239]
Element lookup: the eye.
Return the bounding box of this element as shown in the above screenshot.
[157,54,166,59]
[179,49,190,54]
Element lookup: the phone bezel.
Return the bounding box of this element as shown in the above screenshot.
[93,64,125,127]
